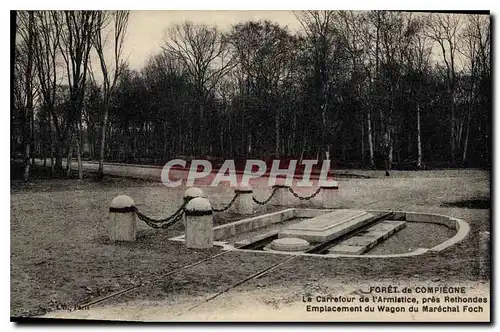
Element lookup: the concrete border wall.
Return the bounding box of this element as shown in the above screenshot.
[169,209,470,258]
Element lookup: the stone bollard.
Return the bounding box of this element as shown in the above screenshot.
[183,187,205,226]
[320,181,339,208]
[108,195,137,242]
[234,185,254,214]
[479,231,490,279]
[272,184,290,206]
[183,187,206,202]
[184,197,214,249]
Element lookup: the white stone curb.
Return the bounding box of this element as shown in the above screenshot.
[168,208,470,258]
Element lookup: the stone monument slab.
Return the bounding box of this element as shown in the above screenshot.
[278,209,375,243]
[327,220,406,255]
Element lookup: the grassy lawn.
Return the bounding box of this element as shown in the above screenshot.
[10,168,490,318]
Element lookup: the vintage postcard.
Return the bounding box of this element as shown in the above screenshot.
[10,9,491,323]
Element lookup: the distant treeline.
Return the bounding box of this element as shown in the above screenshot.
[12,11,491,180]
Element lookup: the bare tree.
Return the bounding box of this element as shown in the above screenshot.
[58,10,99,179]
[337,11,376,167]
[427,14,462,164]
[405,18,433,168]
[32,11,63,171]
[458,14,490,164]
[295,10,337,161]
[227,21,298,158]
[93,10,129,177]
[163,21,235,155]
[16,11,37,181]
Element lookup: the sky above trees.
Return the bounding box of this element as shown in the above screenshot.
[105,11,301,72]
[94,11,475,80]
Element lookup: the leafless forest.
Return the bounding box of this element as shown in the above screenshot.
[11,11,491,181]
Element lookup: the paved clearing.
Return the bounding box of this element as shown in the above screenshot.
[10,165,490,320]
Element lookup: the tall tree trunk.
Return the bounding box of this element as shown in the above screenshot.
[417,102,422,169]
[30,106,35,166]
[462,70,476,165]
[24,135,31,181]
[66,137,73,177]
[388,128,393,169]
[367,110,375,168]
[98,103,109,177]
[199,100,205,156]
[407,129,411,160]
[30,107,35,166]
[247,132,252,156]
[23,11,35,182]
[383,131,390,176]
[76,124,83,180]
[89,135,93,160]
[132,127,137,160]
[41,118,47,167]
[219,128,224,157]
[450,91,456,164]
[163,123,169,157]
[299,135,306,164]
[361,120,365,165]
[55,140,63,171]
[321,96,329,161]
[275,107,280,157]
[48,115,54,171]
[462,106,472,164]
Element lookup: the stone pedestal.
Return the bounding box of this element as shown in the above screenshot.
[269,237,310,252]
[234,186,254,214]
[479,231,490,279]
[272,185,289,206]
[184,187,205,202]
[320,182,339,208]
[108,195,137,242]
[183,187,205,226]
[185,197,214,249]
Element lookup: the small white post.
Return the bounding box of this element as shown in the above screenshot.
[479,231,490,279]
[320,181,339,208]
[183,187,205,226]
[234,185,254,214]
[108,195,137,242]
[183,187,205,202]
[272,184,289,206]
[184,197,214,249]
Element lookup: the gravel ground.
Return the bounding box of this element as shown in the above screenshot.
[10,167,490,318]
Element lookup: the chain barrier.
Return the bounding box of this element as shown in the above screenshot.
[288,186,322,201]
[133,199,189,229]
[212,192,240,213]
[133,184,323,226]
[252,186,280,205]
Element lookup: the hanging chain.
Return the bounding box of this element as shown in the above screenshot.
[252,186,280,205]
[288,186,322,201]
[132,199,189,229]
[212,192,240,213]
[130,185,322,229]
